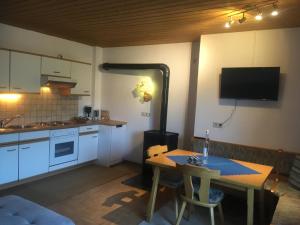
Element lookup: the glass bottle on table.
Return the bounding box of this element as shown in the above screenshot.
[203,129,209,164]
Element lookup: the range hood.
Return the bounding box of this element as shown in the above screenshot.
[41,75,77,89]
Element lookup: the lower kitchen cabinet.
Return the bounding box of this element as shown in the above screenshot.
[98,125,126,167]
[19,140,50,180]
[0,145,18,185]
[78,132,99,164]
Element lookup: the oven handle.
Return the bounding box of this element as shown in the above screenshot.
[50,135,78,140]
[79,131,98,136]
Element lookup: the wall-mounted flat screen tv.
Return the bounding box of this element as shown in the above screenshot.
[220,67,280,100]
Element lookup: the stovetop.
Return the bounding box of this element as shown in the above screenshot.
[32,121,75,127]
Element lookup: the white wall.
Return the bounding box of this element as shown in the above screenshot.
[92,47,103,111]
[101,43,192,163]
[101,74,151,163]
[195,28,300,153]
[0,23,94,113]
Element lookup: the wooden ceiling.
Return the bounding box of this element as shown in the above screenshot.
[0,0,300,47]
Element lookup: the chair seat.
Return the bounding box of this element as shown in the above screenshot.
[193,179,224,204]
[207,188,224,204]
[159,171,183,189]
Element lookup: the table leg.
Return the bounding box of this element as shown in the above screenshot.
[247,188,254,225]
[146,166,160,222]
[259,188,265,225]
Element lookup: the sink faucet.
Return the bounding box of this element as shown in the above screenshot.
[0,114,23,128]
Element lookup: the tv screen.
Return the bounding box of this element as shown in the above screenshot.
[220,67,280,100]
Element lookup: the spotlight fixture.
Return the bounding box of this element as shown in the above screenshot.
[224,21,231,28]
[224,16,233,28]
[238,13,247,24]
[271,4,279,16]
[255,9,263,21]
[224,1,279,29]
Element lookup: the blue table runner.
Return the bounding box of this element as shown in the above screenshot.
[167,155,260,176]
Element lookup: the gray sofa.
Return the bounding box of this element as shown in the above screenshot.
[0,195,74,225]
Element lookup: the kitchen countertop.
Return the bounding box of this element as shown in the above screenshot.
[0,119,127,135]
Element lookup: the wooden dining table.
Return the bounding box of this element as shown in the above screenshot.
[146,149,273,225]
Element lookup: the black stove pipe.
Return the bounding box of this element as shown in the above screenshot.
[102,63,170,134]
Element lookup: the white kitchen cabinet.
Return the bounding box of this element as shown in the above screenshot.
[98,124,126,167]
[71,62,92,95]
[78,132,99,164]
[0,49,10,92]
[41,57,71,77]
[0,145,18,185]
[10,52,41,93]
[19,140,49,180]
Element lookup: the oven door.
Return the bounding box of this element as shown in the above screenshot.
[50,135,78,166]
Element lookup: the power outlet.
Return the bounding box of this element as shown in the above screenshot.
[213,122,223,128]
[141,112,151,117]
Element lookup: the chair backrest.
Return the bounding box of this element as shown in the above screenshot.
[179,164,220,204]
[147,145,168,157]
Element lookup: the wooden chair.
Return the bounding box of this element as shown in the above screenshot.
[147,145,183,217]
[175,164,224,225]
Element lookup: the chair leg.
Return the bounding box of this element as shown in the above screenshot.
[210,207,215,225]
[218,203,224,225]
[175,201,187,225]
[174,194,179,218]
[185,203,192,221]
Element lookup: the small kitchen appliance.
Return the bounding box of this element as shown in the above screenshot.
[84,106,92,118]
[93,110,100,120]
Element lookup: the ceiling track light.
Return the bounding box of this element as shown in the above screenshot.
[238,13,247,24]
[271,3,279,16]
[223,1,279,29]
[255,9,263,21]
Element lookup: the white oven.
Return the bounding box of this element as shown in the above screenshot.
[49,128,79,167]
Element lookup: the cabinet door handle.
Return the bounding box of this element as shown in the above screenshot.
[6,149,17,152]
[0,86,7,89]
[53,71,61,74]
[12,87,22,90]
[20,147,30,150]
[86,127,92,130]
[84,90,90,93]
[92,136,98,138]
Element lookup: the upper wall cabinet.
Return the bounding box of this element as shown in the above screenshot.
[71,62,92,95]
[10,52,41,93]
[0,50,10,92]
[41,57,71,78]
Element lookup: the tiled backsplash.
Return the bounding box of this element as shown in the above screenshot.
[0,91,78,125]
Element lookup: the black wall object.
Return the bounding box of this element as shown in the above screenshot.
[143,130,178,186]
